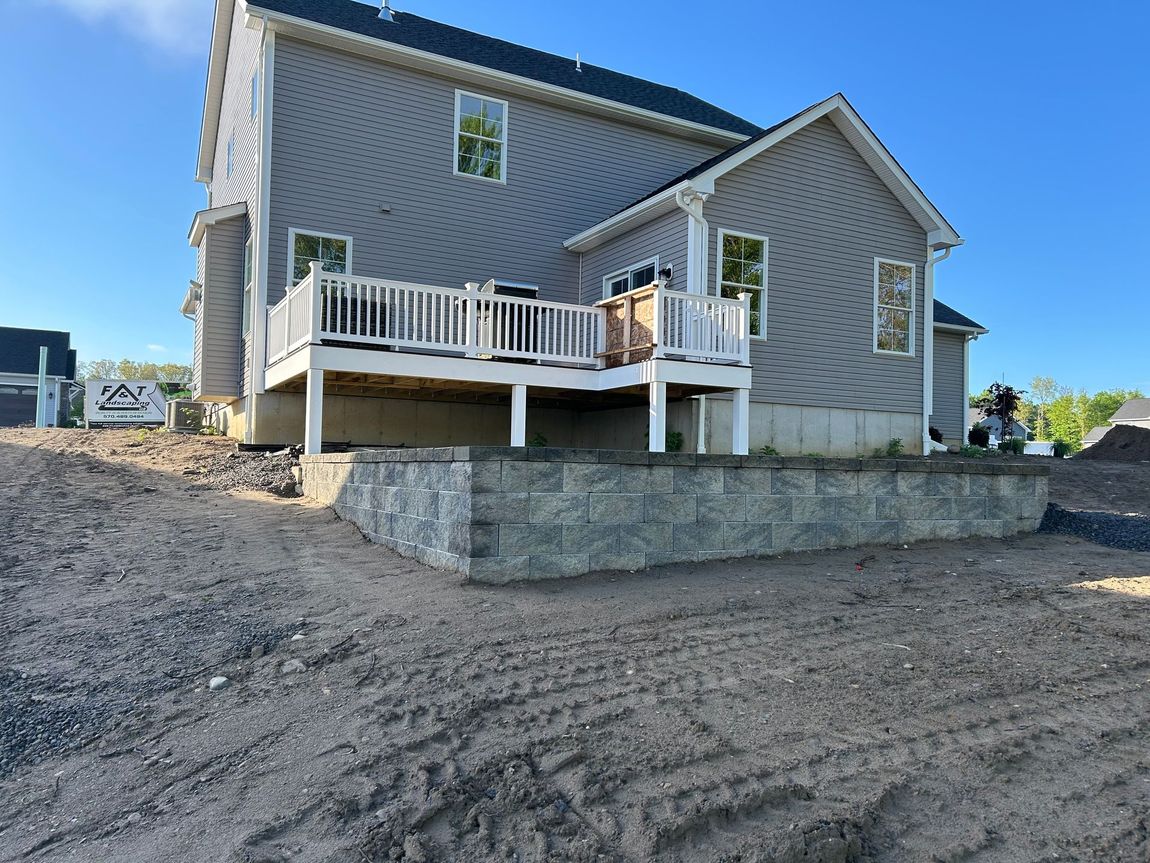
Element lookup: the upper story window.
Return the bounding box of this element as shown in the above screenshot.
[603,257,658,298]
[250,70,259,120]
[718,230,767,338]
[241,238,253,336]
[454,91,507,183]
[289,229,352,286]
[226,134,235,178]
[874,258,915,355]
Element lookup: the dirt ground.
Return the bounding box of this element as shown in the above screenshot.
[1,429,1148,863]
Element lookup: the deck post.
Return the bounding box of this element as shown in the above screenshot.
[510,384,527,447]
[731,388,750,455]
[304,367,324,455]
[649,380,667,452]
[696,394,707,454]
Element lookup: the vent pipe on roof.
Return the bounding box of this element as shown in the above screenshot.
[379,1,394,22]
[575,52,582,72]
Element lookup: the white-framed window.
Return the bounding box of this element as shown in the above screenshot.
[226,134,235,178]
[873,258,915,355]
[241,238,253,336]
[250,70,260,120]
[717,230,767,338]
[603,257,658,298]
[453,90,508,183]
[288,229,352,286]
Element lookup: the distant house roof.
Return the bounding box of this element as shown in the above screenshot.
[1083,425,1111,445]
[968,407,1031,434]
[0,327,76,379]
[246,1,761,137]
[934,300,987,333]
[1110,398,1150,422]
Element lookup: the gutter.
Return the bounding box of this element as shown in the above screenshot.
[922,246,953,455]
[674,188,711,295]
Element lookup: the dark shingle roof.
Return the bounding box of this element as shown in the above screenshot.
[0,327,76,378]
[248,0,760,137]
[934,300,986,332]
[1083,425,1112,444]
[1110,398,1150,422]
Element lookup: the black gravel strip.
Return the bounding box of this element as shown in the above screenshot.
[1039,503,1150,552]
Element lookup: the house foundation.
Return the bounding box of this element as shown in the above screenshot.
[301,447,1049,584]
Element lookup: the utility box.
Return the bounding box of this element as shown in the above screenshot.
[166,399,205,433]
[479,280,539,361]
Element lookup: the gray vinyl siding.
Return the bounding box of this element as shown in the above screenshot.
[209,0,261,214]
[192,240,206,398]
[266,37,723,305]
[704,116,927,414]
[931,331,966,443]
[198,219,245,400]
[579,211,689,304]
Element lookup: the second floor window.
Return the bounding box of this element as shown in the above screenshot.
[250,70,260,120]
[226,134,235,178]
[874,259,915,355]
[718,230,767,338]
[454,91,507,182]
[290,230,351,285]
[241,238,253,336]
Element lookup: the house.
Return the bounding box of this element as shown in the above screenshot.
[1108,398,1150,430]
[185,0,982,457]
[1081,425,1111,448]
[0,327,77,427]
[968,407,1031,443]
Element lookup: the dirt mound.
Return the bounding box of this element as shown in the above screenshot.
[1075,423,1150,462]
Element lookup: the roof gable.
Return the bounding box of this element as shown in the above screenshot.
[934,300,987,333]
[1110,398,1150,422]
[566,94,962,252]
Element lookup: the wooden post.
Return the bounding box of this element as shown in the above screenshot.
[305,368,324,455]
[649,380,667,452]
[510,384,527,446]
[731,388,750,456]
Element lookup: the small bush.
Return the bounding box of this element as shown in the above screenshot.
[928,426,944,444]
[872,438,904,458]
[527,432,548,448]
[958,444,988,458]
[967,425,990,448]
[1009,437,1026,455]
[757,444,780,456]
[665,430,684,452]
[1052,440,1072,458]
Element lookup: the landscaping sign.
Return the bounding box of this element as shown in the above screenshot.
[85,380,167,427]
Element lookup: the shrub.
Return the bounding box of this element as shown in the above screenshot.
[928,426,944,443]
[758,444,780,456]
[872,438,904,458]
[527,432,548,447]
[1010,437,1026,455]
[1052,440,1072,458]
[665,430,684,452]
[968,425,990,448]
[958,444,988,458]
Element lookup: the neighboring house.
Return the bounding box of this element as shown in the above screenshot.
[931,301,987,446]
[1108,398,1150,430]
[0,327,77,427]
[1081,425,1111,449]
[185,0,980,456]
[968,408,1031,442]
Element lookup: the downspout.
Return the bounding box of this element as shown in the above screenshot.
[675,188,711,453]
[922,246,952,454]
[249,15,274,443]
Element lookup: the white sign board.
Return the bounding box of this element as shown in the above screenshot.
[85,380,167,427]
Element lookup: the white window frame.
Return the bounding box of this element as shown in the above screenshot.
[250,70,259,120]
[241,237,254,336]
[872,257,916,356]
[715,229,769,339]
[602,256,659,299]
[226,134,235,178]
[452,89,509,185]
[287,228,354,287]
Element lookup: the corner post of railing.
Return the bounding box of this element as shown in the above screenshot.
[595,304,607,369]
[463,282,480,357]
[280,291,290,358]
[652,283,665,360]
[738,291,751,365]
[308,261,324,343]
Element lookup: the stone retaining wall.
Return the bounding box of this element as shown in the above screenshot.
[301,448,1049,584]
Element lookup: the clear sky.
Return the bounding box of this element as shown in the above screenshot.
[2,0,1146,394]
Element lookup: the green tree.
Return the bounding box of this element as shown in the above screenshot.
[76,359,192,382]
[1044,386,1144,451]
[1028,376,1058,441]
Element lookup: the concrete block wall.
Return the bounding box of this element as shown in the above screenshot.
[302,448,1049,585]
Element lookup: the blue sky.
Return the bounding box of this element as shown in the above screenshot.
[1,0,1146,394]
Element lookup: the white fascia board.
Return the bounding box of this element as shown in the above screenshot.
[933,322,988,336]
[188,201,248,246]
[563,184,689,251]
[244,4,749,149]
[196,0,240,184]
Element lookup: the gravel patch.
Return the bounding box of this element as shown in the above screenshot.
[187,449,301,496]
[1039,503,1150,552]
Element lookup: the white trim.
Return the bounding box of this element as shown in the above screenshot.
[602,256,659,299]
[715,229,768,339]
[195,0,237,184]
[286,228,354,287]
[872,257,916,357]
[250,25,275,414]
[933,321,988,335]
[250,68,259,120]
[962,334,971,446]
[452,89,509,185]
[188,201,248,246]
[566,94,963,252]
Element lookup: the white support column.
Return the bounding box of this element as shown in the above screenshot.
[731,388,750,455]
[649,381,667,452]
[696,394,707,454]
[510,384,527,447]
[304,368,324,455]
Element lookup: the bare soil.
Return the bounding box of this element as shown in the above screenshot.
[2,429,1149,862]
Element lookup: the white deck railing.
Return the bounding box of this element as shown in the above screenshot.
[266,262,749,370]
